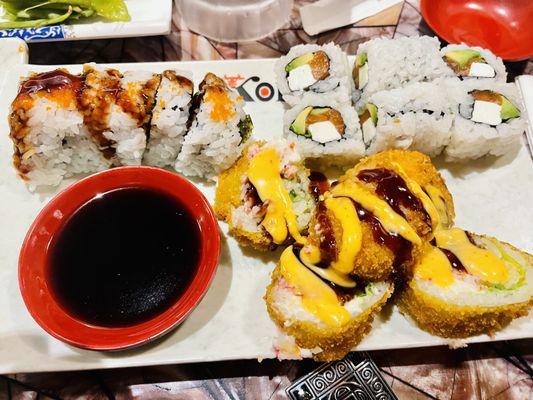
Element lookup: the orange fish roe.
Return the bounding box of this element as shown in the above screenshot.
[205,86,235,123]
[44,89,78,109]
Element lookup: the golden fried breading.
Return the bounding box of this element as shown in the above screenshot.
[214,145,273,251]
[265,267,393,361]
[354,223,422,281]
[397,234,533,338]
[397,282,533,338]
[214,147,250,222]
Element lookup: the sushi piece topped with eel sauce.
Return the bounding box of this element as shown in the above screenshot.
[10,68,111,187]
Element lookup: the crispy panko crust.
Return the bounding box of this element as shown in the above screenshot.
[214,144,273,251]
[398,233,533,338]
[353,222,420,281]
[397,282,533,338]
[265,267,393,361]
[337,150,454,281]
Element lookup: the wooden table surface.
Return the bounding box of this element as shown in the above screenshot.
[2,1,532,399]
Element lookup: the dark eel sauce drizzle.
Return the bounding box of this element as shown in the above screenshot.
[19,70,83,95]
[357,168,431,225]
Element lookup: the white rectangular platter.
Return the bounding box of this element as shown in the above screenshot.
[0,0,171,42]
[0,59,532,374]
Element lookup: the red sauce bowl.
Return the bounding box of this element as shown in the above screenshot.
[19,167,220,351]
[421,0,533,61]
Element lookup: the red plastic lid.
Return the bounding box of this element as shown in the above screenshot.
[421,0,533,61]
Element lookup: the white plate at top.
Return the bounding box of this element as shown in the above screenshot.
[0,57,532,374]
[0,0,171,42]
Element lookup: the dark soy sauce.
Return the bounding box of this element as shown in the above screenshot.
[49,188,201,327]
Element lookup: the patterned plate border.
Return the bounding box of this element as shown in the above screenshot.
[286,352,398,400]
[0,26,72,41]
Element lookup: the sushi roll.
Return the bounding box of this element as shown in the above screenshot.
[283,94,364,165]
[275,43,352,106]
[444,81,526,161]
[214,140,315,251]
[175,73,253,178]
[9,69,110,187]
[79,66,161,166]
[302,150,454,281]
[441,44,506,81]
[143,70,193,167]
[360,78,460,157]
[265,245,393,361]
[398,229,533,338]
[353,36,454,102]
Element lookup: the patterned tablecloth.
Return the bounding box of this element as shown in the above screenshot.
[3,1,532,399]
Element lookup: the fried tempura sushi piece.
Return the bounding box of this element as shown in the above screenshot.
[265,246,393,361]
[345,149,455,236]
[398,229,533,338]
[214,140,315,251]
[304,149,455,281]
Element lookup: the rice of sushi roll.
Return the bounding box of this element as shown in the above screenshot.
[360,78,461,157]
[398,229,533,338]
[79,66,160,166]
[214,140,315,251]
[441,44,506,81]
[143,70,193,168]
[353,36,454,102]
[175,73,252,178]
[302,149,454,281]
[265,245,393,361]
[444,81,526,161]
[275,42,352,106]
[283,94,364,165]
[9,69,110,188]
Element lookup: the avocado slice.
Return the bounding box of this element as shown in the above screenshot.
[355,52,367,67]
[309,107,330,116]
[353,52,368,89]
[444,49,483,68]
[285,53,315,72]
[367,103,378,125]
[500,95,520,121]
[290,106,312,136]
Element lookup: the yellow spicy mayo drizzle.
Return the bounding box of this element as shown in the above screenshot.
[423,184,452,229]
[324,197,361,275]
[434,228,509,284]
[248,148,306,245]
[279,246,351,327]
[330,180,421,245]
[414,245,455,287]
